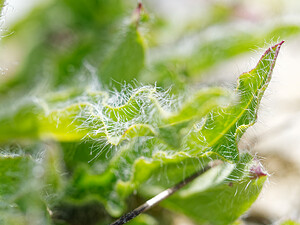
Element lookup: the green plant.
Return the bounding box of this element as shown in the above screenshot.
[0,1,295,225]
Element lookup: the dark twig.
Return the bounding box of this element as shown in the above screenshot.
[110,161,222,225]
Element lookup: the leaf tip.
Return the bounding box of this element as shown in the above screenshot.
[249,159,267,179]
[277,40,285,46]
[132,2,144,28]
[272,40,285,53]
[261,40,284,59]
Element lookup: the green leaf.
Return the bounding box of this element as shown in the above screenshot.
[158,153,266,225]
[0,155,34,201]
[0,87,229,146]
[184,41,284,161]
[98,25,146,88]
[59,43,282,218]
[0,153,50,224]
[52,87,229,216]
[0,143,64,224]
[0,101,42,141]
[0,86,229,217]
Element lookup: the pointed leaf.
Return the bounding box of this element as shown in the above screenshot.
[157,154,266,225]
[184,41,284,161]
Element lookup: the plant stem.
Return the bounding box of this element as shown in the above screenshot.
[110,161,221,225]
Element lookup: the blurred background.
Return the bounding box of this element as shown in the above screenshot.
[1,0,300,224]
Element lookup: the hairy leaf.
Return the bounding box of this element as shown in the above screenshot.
[64,42,282,218]
[0,87,229,145]
[158,153,266,225]
[184,41,284,161]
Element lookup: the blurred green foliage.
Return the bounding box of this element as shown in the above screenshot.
[281,220,300,225]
